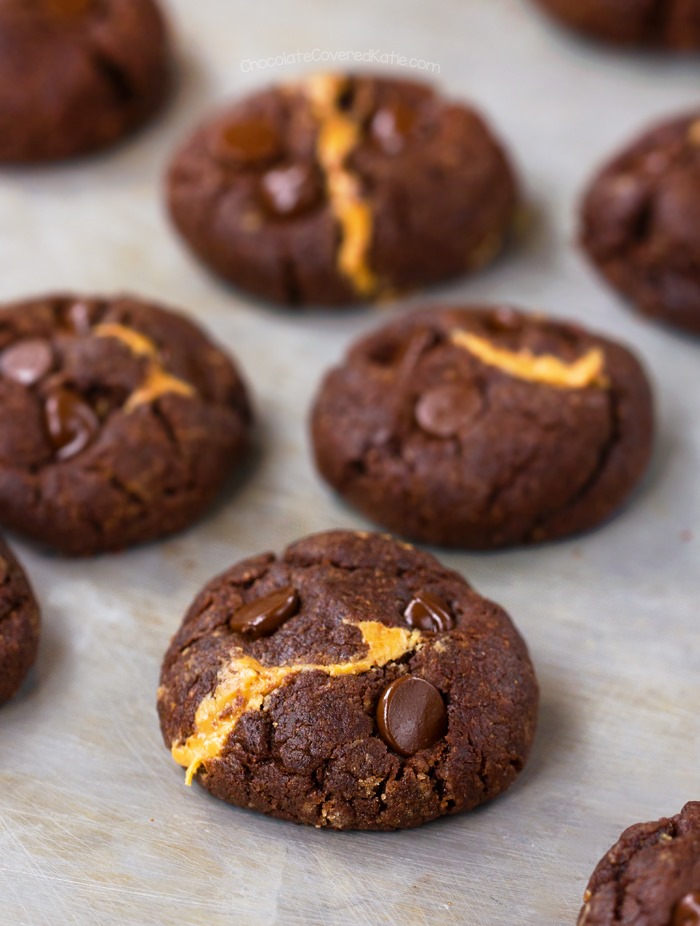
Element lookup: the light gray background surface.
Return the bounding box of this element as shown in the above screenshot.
[0,1,698,923]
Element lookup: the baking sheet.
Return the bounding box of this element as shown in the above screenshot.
[1,1,699,923]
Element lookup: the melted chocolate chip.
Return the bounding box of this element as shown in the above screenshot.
[674,893,700,926]
[415,382,483,438]
[65,300,94,335]
[404,592,454,632]
[230,586,300,639]
[259,162,323,218]
[1,339,54,385]
[45,388,99,461]
[376,675,447,757]
[211,118,282,167]
[370,101,417,155]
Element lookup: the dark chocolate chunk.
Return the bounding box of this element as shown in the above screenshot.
[675,893,700,926]
[45,388,100,461]
[404,592,454,632]
[414,382,482,438]
[1,339,53,385]
[259,163,323,218]
[230,586,300,638]
[370,100,417,154]
[376,674,447,757]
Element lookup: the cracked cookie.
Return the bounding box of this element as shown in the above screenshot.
[157,530,539,830]
[579,803,700,925]
[0,0,171,163]
[582,113,700,334]
[166,73,518,308]
[531,0,700,49]
[310,305,654,549]
[0,294,253,555]
[0,538,40,704]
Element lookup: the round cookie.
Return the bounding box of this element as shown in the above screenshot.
[157,530,539,831]
[166,73,518,308]
[311,305,654,549]
[531,0,700,49]
[0,294,252,555]
[579,803,700,926]
[0,538,40,704]
[582,113,700,335]
[0,0,171,163]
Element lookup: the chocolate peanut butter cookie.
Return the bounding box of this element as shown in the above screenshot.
[157,530,539,830]
[0,538,40,704]
[582,114,700,334]
[311,305,654,548]
[579,803,700,925]
[0,294,252,555]
[166,73,518,307]
[0,0,171,163]
[531,0,700,49]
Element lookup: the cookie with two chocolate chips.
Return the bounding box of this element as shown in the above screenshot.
[311,305,654,549]
[166,73,518,307]
[582,113,700,335]
[157,530,539,831]
[0,538,40,704]
[579,803,700,926]
[0,0,171,163]
[0,294,253,555]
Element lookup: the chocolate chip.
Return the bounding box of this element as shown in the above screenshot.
[376,675,447,757]
[1,339,54,385]
[230,586,300,639]
[415,382,482,438]
[45,388,99,461]
[371,101,417,155]
[210,118,282,167]
[259,162,323,218]
[674,893,700,926]
[65,300,94,334]
[404,592,454,632]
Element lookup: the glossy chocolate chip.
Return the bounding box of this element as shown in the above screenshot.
[674,893,700,926]
[45,388,99,461]
[65,300,94,334]
[371,101,417,155]
[211,118,282,167]
[259,162,323,218]
[415,382,483,438]
[230,586,300,639]
[376,675,447,757]
[1,339,54,385]
[404,592,454,632]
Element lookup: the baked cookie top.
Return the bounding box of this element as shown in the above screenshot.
[0,294,252,555]
[158,530,539,831]
[167,73,518,307]
[311,305,654,549]
[0,0,170,162]
[0,537,40,704]
[582,113,700,334]
[579,803,700,926]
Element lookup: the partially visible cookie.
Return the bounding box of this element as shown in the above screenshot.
[531,0,700,50]
[579,803,700,926]
[0,0,171,163]
[157,530,539,830]
[0,538,40,704]
[582,113,700,335]
[166,73,518,307]
[0,294,253,555]
[311,305,654,549]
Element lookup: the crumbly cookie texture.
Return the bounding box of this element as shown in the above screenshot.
[582,113,700,334]
[0,538,40,705]
[0,294,252,555]
[158,530,539,831]
[166,73,518,307]
[311,305,654,549]
[579,803,700,926]
[0,0,171,163]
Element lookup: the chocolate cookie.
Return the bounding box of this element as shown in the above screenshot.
[531,0,700,49]
[311,305,654,549]
[582,113,700,335]
[0,294,252,555]
[157,530,539,830]
[0,538,40,704]
[166,73,518,307]
[579,803,700,925]
[0,0,171,163]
